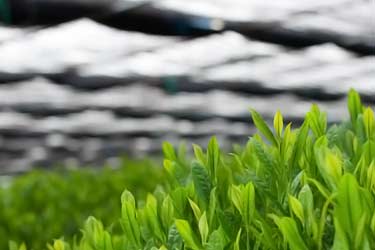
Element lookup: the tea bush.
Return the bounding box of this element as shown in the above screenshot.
[0,158,165,250]
[9,90,375,250]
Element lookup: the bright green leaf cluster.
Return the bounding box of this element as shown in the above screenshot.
[9,90,375,250]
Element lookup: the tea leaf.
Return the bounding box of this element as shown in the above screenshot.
[348,89,363,126]
[242,182,256,226]
[51,240,66,250]
[163,142,177,161]
[145,194,166,242]
[250,109,278,147]
[205,226,228,250]
[274,110,284,139]
[307,104,327,138]
[188,199,202,222]
[298,185,317,239]
[193,144,207,166]
[198,212,209,244]
[363,107,375,140]
[281,122,292,161]
[290,121,309,168]
[333,174,370,249]
[7,90,375,250]
[167,224,183,250]
[175,220,202,250]
[229,185,242,215]
[170,188,188,217]
[161,195,175,229]
[288,195,304,224]
[207,137,220,182]
[307,178,331,199]
[191,162,212,207]
[315,145,343,190]
[120,191,141,247]
[271,216,308,250]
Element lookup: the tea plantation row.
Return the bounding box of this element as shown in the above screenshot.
[3,90,375,250]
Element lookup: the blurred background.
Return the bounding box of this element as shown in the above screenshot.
[0,0,374,248]
[0,0,374,174]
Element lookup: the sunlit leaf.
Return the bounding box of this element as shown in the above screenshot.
[274,110,284,139]
[175,220,202,250]
[250,109,278,146]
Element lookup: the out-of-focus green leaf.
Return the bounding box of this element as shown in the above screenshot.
[288,195,304,224]
[207,136,220,182]
[333,174,372,250]
[198,212,209,244]
[233,229,242,250]
[363,107,375,140]
[163,142,177,161]
[271,215,308,250]
[205,226,228,250]
[193,144,206,167]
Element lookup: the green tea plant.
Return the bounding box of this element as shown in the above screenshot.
[10,90,375,250]
[0,158,165,250]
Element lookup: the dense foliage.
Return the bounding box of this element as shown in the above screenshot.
[7,90,375,250]
[0,159,165,250]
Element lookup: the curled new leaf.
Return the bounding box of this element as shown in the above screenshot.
[207,136,220,182]
[274,110,284,139]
